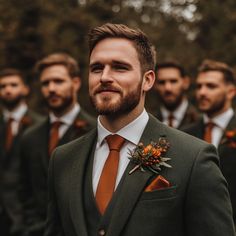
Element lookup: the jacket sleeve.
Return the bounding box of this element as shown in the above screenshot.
[44,149,65,236]
[185,143,236,235]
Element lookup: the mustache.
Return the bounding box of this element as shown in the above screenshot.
[94,85,122,94]
[46,93,60,100]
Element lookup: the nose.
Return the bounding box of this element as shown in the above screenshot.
[4,85,12,94]
[197,85,207,96]
[48,81,56,92]
[164,81,172,91]
[100,66,113,83]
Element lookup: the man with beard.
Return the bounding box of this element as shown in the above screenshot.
[19,53,96,236]
[183,59,236,225]
[153,61,200,129]
[0,68,43,236]
[44,23,235,236]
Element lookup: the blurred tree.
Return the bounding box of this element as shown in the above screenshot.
[0,0,236,113]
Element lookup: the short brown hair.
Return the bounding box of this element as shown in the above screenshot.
[35,53,80,78]
[0,68,26,84]
[198,59,235,85]
[88,23,155,74]
[156,61,187,77]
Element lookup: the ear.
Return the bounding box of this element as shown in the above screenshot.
[142,70,155,92]
[183,76,190,90]
[72,77,81,92]
[22,84,30,96]
[226,84,236,100]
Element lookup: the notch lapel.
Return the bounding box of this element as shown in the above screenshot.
[37,119,51,173]
[105,115,167,236]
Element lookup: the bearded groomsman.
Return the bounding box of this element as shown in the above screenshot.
[184,59,236,225]
[45,24,235,236]
[19,53,96,236]
[0,68,43,236]
[153,61,200,129]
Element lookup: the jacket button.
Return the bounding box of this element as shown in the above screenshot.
[98,229,106,235]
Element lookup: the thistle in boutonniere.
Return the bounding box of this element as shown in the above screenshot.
[128,137,171,175]
[221,129,236,148]
[74,119,88,129]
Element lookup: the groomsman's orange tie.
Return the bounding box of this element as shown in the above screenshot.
[204,122,215,143]
[5,117,14,152]
[96,134,125,214]
[168,113,174,127]
[48,121,62,156]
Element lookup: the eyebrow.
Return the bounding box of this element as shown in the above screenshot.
[90,60,132,69]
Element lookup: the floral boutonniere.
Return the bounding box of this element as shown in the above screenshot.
[128,137,171,175]
[221,129,236,148]
[20,116,32,126]
[73,119,88,130]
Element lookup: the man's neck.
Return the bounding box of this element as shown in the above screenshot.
[206,105,232,119]
[4,101,25,113]
[99,107,144,133]
[51,102,76,118]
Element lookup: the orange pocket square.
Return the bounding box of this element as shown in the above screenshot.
[145,175,171,192]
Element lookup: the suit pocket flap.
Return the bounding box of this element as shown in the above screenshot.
[140,185,177,201]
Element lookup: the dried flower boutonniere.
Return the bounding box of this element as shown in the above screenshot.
[20,116,32,126]
[74,119,88,129]
[221,129,236,148]
[128,137,171,175]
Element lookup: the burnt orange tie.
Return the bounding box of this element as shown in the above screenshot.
[48,121,62,156]
[5,117,14,152]
[204,122,215,143]
[168,113,174,127]
[96,134,125,214]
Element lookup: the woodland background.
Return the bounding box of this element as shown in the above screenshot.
[0,0,236,114]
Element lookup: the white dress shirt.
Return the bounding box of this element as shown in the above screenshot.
[160,99,188,128]
[203,108,234,148]
[3,103,28,136]
[92,109,149,195]
[49,103,80,138]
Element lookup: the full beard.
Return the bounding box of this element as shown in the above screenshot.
[90,84,142,117]
[0,95,23,110]
[160,93,183,111]
[199,96,226,117]
[46,95,74,116]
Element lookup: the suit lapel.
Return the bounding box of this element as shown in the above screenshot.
[218,114,236,150]
[69,129,97,236]
[106,115,167,236]
[37,119,51,172]
[58,110,93,145]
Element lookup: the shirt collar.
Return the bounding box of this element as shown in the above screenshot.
[49,103,80,125]
[3,103,28,122]
[161,99,188,122]
[97,109,149,146]
[203,108,234,130]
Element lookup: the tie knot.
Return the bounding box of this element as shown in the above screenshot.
[106,134,125,152]
[7,117,14,123]
[205,121,215,129]
[51,121,62,129]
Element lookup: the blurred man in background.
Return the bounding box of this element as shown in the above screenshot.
[184,59,236,225]
[19,53,96,236]
[154,61,200,129]
[0,68,43,236]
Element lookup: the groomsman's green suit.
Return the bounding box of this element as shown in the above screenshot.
[45,115,235,236]
[19,109,96,236]
[184,114,236,225]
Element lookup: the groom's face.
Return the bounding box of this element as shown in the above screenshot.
[88,37,143,116]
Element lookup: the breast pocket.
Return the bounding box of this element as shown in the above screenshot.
[140,185,178,201]
[131,185,179,219]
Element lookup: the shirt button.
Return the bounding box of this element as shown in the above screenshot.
[98,229,106,236]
